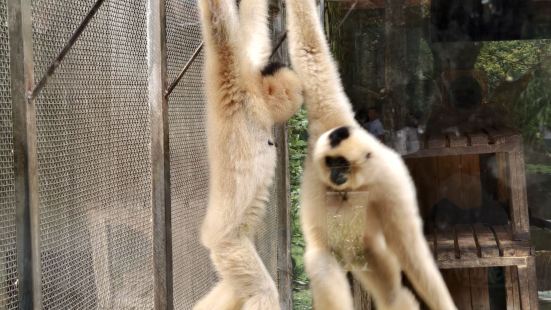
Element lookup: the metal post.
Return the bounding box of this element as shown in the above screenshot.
[147,0,173,309]
[7,0,41,309]
[269,0,293,308]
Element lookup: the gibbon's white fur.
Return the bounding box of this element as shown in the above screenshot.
[194,0,303,309]
[286,0,456,309]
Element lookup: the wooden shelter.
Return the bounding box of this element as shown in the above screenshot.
[405,129,538,309]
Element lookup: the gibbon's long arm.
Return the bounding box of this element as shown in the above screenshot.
[286,0,355,135]
[198,0,242,108]
[238,0,272,74]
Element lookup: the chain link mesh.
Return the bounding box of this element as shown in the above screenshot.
[166,2,214,308]
[31,1,153,308]
[0,1,289,309]
[0,1,18,309]
[166,0,282,308]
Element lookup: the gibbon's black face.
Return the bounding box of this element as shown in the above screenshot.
[325,155,349,185]
[314,126,381,191]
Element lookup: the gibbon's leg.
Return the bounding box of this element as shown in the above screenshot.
[238,0,271,72]
[304,247,354,310]
[193,281,242,310]
[376,201,457,310]
[285,0,355,130]
[198,0,279,308]
[200,186,279,310]
[351,211,419,310]
[351,263,419,310]
[209,235,279,310]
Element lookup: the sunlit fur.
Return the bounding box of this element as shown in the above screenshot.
[193,0,302,309]
[286,0,456,309]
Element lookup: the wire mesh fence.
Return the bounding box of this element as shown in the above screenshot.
[32,0,153,308]
[0,0,18,308]
[165,1,214,308]
[0,0,290,308]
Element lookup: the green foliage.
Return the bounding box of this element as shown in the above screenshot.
[476,40,551,151]
[288,108,312,309]
[476,41,546,90]
[527,164,551,174]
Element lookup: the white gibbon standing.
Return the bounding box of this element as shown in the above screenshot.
[194,0,303,309]
[285,0,457,309]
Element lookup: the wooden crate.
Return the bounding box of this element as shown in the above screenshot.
[406,129,537,309]
[404,128,529,240]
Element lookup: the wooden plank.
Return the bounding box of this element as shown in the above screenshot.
[405,158,429,218]
[491,226,531,257]
[437,256,529,269]
[496,153,510,205]
[508,151,530,241]
[437,156,463,209]
[448,133,468,148]
[469,268,490,310]
[275,124,293,309]
[403,141,518,158]
[415,157,440,214]
[468,132,490,146]
[472,224,499,258]
[436,227,457,262]
[516,265,531,310]
[484,127,519,145]
[455,225,478,260]
[536,251,551,291]
[484,127,507,144]
[526,256,539,310]
[427,133,447,149]
[505,266,521,310]
[431,225,530,268]
[461,154,482,209]
[442,269,472,310]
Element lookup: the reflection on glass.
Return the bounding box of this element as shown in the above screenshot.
[290,1,551,309]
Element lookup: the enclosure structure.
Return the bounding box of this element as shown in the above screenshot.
[0,0,292,309]
[405,129,538,309]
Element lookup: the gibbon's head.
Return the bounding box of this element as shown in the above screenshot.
[261,62,303,121]
[313,126,385,191]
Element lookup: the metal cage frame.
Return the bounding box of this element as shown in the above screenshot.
[4,0,292,309]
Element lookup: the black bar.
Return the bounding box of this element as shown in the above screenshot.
[336,0,356,29]
[269,31,287,60]
[147,0,173,308]
[164,42,203,98]
[29,0,106,100]
[7,0,41,308]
